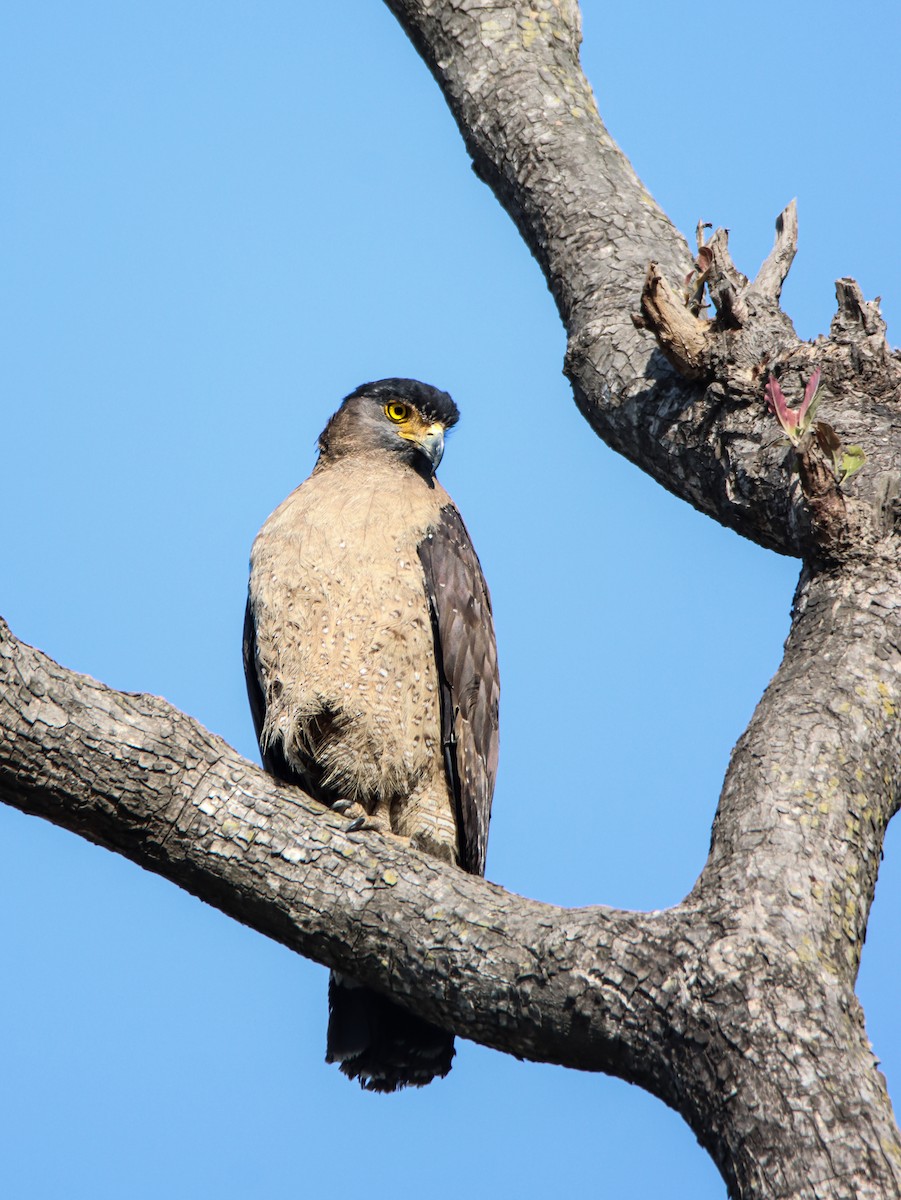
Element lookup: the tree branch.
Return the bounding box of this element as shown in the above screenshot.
[384,0,901,563]
[0,617,676,1075]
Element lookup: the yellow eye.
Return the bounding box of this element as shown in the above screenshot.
[385,402,409,423]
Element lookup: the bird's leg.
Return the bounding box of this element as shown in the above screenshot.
[409,830,456,864]
[392,789,458,864]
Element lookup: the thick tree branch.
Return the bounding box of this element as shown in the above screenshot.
[0,618,677,1076]
[685,559,901,1194]
[384,0,901,562]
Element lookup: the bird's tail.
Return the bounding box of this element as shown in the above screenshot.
[326,972,454,1092]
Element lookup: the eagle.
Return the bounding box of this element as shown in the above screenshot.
[243,378,499,1092]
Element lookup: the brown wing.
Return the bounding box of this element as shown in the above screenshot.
[418,504,499,876]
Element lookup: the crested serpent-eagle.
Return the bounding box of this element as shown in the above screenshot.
[243,378,499,1092]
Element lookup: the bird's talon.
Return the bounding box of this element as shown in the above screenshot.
[331,799,353,813]
[346,816,366,832]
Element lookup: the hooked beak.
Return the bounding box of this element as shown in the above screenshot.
[417,422,445,473]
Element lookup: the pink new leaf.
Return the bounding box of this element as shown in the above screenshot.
[765,375,800,441]
[799,367,822,424]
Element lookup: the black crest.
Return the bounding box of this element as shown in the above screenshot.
[344,378,459,428]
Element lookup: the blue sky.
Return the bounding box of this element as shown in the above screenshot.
[2,3,899,1196]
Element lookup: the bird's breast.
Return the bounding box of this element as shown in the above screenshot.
[248,460,449,800]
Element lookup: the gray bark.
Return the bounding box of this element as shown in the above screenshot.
[2,2,900,1197]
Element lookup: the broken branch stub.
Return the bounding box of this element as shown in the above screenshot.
[634,262,712,379]
[637,206,800,383]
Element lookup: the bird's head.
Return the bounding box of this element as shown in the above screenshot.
[318,379,459,478]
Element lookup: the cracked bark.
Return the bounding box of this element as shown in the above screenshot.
[3,2,901,1196]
